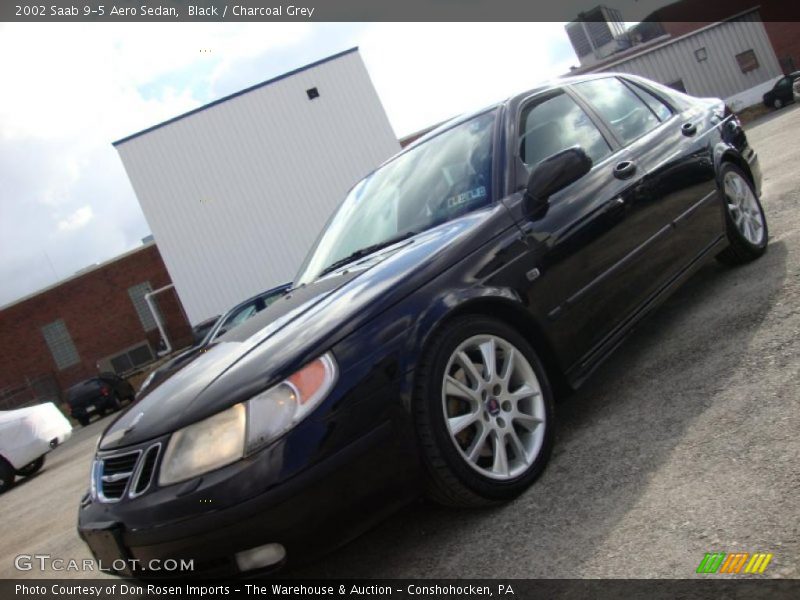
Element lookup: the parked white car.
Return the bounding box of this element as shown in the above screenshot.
[0,402,72,493]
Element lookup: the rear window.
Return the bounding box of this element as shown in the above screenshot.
[67,379,101,399]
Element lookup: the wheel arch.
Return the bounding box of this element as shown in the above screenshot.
[715,144,755,188]
[412,292,570,398]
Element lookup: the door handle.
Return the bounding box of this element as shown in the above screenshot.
[613,160,637,180]
[681,122,697,136]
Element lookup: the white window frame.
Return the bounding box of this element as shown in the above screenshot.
[41,319,80,370]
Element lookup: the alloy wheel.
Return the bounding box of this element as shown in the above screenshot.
[723,171,765,246]
[441,334,546,480]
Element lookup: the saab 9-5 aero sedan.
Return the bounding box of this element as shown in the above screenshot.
[79,74,766,577]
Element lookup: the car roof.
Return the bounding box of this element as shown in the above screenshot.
[67,378,102,391]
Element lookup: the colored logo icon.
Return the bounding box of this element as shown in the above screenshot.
[696,552,773,574]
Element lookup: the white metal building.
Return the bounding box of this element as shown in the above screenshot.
[571,9,784,110]
[115,48,400,324]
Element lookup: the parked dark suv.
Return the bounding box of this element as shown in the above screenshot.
[79,74,766,577]
[66,374,135,426]
[762,71,800,109]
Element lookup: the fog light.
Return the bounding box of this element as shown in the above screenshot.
[234,543,286,572]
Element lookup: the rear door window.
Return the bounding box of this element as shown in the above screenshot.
[626,82,673,121]
[574,77,662,145]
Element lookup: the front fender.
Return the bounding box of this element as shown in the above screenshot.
[404,286,525,362]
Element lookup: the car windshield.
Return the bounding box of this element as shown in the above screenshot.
[294,109,497,285]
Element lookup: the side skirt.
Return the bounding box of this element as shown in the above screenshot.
[565,234,728,389]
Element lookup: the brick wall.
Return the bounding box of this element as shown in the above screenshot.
[654,2,800,74]
[0,244,192,400]
[763,22,800,73]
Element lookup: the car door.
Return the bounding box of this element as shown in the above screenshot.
[570,76,719,296]
[501,87,662,372]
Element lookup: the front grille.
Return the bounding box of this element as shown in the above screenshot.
[99,451,139,500]
[130,444,160,497]
[96,443,160,502]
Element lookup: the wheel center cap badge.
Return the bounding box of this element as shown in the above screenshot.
[486,398,500,416]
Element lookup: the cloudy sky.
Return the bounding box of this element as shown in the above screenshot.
[1,16,673,307]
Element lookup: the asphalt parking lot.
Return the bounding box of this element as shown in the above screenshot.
[1,105,798,580]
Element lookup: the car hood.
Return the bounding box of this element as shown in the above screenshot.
[100,204,514,450]
[141,345,205,391]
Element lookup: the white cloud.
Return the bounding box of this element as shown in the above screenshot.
[0,22,313,142]
[0,22,314,305]
[56,206,94,232]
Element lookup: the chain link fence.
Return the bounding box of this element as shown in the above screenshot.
[0,373,62,411]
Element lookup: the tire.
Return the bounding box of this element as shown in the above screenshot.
[0,458,15,494]
[78,417,90,427]
[716,163,768,266]
[774,98,783,109]
[16,456,44,477]
[414,315,555,507]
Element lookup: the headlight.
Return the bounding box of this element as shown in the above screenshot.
[158,353,337,486]
[159,403,246,486]
[245,352,337,453]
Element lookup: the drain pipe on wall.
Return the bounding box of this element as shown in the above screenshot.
[145,284,175,355]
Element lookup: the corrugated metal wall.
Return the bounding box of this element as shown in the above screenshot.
[116,50,400,324]
[593,12,782,100]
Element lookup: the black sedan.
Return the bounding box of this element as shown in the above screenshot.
[190,315,220,346]
[66,373,135,426]
[762,71,800,109]
[78,73,767,577]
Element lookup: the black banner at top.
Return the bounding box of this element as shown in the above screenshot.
[4,0,800,22]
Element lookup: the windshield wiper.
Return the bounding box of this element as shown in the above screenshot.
[319,231,417,277]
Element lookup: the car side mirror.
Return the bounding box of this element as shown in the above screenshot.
[524,147,593,216]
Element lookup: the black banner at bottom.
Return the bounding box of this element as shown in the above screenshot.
[5,579,800,600]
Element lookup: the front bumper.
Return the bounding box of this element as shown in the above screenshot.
[78,418,419,578]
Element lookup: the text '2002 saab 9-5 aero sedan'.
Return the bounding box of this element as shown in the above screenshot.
[78,73,767,577]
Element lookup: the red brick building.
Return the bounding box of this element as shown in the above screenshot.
[0,242,192,408]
